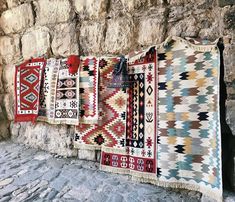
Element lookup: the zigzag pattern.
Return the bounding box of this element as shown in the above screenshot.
[157,39,222,196]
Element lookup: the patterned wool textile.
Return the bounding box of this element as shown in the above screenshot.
[100,48,158,180]
[54,59,80,125]
[38,58,60,122]
[79,57,99,124]
[15,58,46,122]
[74,57,127,150]
[157,37,222,201]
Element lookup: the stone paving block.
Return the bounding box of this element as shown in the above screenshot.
[0,184,17,197]
[49,176,68,191]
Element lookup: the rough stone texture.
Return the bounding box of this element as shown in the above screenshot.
[73,0,108,20]
[10,122,77,157]
[104,17,135,53]
[79,20,105,54]
[0,35,20,64]
[219,0,235,7]
[21,26,50,60]
[138,9,166,46]
[34,0,74,26]
[0,67,4,94]
[4,94,14,121]
[0,3,34,34]
[0,141,235,201]
[0,121,10,141]
[78,149,96,161]
[0,0,234,193]
[51,23,79,57]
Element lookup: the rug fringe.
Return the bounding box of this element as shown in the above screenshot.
[73,143,101,150]
[156,36,220,53]
[101,146,127,155]
[101,165,222,202]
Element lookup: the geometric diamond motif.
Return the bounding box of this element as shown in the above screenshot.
[25,73,37,84]
[24,92,37,103]
[147,85,153,95]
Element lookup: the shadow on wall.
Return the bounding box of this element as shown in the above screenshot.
[219,40,235,190]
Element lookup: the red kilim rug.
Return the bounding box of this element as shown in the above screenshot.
[15,58,46,122]
[74,57,127,150]
[101,48,158,181]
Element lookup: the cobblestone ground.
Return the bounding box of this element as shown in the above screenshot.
[0,141,234,202]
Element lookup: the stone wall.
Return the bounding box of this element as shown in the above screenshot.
[0,0,234,188]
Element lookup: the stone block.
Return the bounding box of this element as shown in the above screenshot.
[167,0,215,5]
[0,3,34,34]
[104,17,135,54]
[21,26,50,60]
[78,149,96,161]
[168,16,199,38]
[34,0,74,25]
[6,0,31,8]
[224,8,235,30]
[219,0,235,7]
[0,0,7,13]
[226,100,235,135]
[73,0,108,19]
[3,64,14,94]
[120,0,159,11]
[51,23,79,57]
[79,20,105,54]
[0,35,20,64]
[4,93,14,121]
[138,9,166,46]
[0,67,4,94]
[0,120,10,141]
[11,122,77,157]
[0,95,7,121]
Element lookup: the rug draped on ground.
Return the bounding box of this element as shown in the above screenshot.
[74,57,127,150]
[101,48,158,180]
[15,58,46,122]
[157,37,222,201]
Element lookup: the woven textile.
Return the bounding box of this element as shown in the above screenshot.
[74,57,127,150]
[15,58,46,122]
[38,58,60,122]
[157,37,222,200]
[54,59,80,125]
[101,49,158,180]
[79,57,99,124]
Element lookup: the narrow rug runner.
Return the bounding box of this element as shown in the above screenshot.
[38,58,60,123]
[54,59,80,125]
[74,57,127,150]
[157,37,222,201]
[79,57,99,124]
[100,48,158,180]
[15,58,46,122]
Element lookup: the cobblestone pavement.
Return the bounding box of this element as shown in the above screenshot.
[0,141,234,202]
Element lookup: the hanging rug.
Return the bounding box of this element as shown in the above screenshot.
[156,37,222,201]
[100,48,158,181]
[74,57,127,150]
[15,58,46,122]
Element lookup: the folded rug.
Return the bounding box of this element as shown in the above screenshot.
[74,57,127,150]
[15,58,46,122]
[157,36,222,201]
[100,48,158,181]
[38,58,60,123]
[79,57,99,124]
[54,59,80,125]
